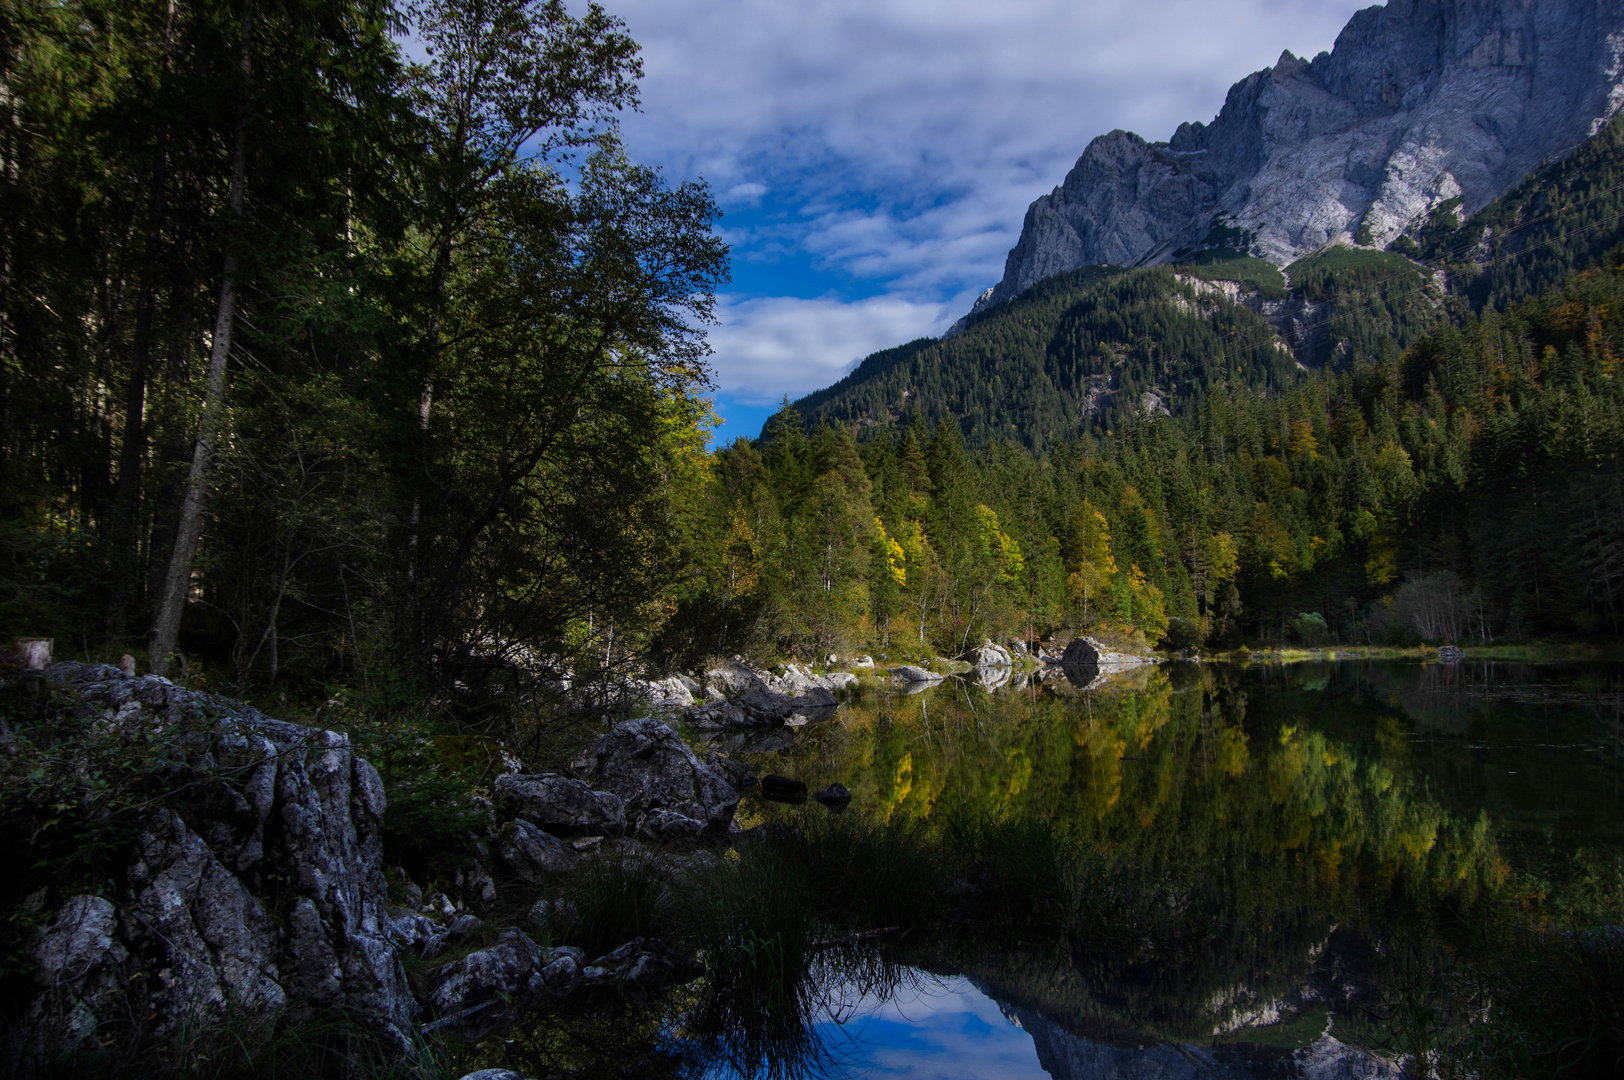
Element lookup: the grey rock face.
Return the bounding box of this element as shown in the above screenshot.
[988,0,1624,305]
[7,664,413,1075]
[494,773,627,836]
[581,718,753,837]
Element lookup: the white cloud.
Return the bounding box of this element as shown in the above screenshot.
[707,293,957,402]
[724,180,768,204]
[589,0,1371,401]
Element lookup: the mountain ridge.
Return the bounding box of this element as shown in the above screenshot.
[787,111,1624,446]
[982,0,1624,311]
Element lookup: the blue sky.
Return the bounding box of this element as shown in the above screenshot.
[600,0,1373,443]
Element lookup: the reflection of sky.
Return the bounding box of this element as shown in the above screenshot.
[801,975,1050,1078]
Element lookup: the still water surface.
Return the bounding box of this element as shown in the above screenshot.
[504,660,1624,1078]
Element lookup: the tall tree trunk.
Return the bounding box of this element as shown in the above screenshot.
[146,166,202,608]
[150,0,254,678]
[107,0,178,645]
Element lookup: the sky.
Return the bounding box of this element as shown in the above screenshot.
[599,0,1375,443]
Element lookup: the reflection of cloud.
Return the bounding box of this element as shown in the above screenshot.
[707,293,956,403]
[813,975,1049,1079]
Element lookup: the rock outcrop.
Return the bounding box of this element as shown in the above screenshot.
[1057,637,1158,668]
[576,717,756,840]
[959,640,1013,669]
[6,663,414,1076]
[984,0,1624,307]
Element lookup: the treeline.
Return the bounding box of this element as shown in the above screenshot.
[667,251,1624,659]
[0,0,725,707]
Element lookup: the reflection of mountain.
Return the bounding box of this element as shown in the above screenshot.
[1004,997,1398,1080]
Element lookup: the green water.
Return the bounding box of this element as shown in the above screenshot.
[493,660,1624,1077]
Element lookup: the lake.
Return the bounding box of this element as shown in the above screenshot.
[485,659,1624,1078]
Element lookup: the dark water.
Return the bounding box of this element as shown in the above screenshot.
[495,660,1624,1078]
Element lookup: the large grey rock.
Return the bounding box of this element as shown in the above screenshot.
[766,662,858,696]
[497,818,581,882]
[980,0,1624,309]
[890,664,945,683]
[959,639,1013,669]
[684,685,837,729]
[493,773,626,836]
[701,657,768,698]
[1058,637,1157,667]
[633,675,694,710]
[5,664,413,1075]
[425,928,543,1035]
[582,937,702,994]
[579,718,753,838]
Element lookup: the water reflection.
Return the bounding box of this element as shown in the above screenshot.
[485,661,1624,1079]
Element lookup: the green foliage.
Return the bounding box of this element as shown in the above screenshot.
[1178,255,1287,299]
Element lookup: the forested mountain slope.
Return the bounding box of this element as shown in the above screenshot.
[695,246,1624,660]
[792,115,1624,451]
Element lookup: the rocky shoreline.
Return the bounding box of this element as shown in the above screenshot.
[1,639,1165,1078]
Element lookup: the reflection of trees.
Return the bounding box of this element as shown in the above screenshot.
[777,665,1512,1040]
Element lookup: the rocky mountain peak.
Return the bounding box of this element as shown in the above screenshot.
[981,0,1624,308]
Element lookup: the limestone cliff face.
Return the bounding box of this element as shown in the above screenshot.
[987,0,1624,305]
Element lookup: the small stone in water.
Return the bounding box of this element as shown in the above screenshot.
[760,775,807,804]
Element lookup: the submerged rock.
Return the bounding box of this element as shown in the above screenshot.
[814,783,852,811]
[760,775,808,805]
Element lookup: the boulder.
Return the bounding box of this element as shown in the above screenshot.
[5,664,416,1072]
[526,898,579,937]
[891,665,944,683]
[497,819,580,882]
[494,773,626,836]
[814,783,852,811]
[636,675,694,710]
[760,775,808,805]
[852,655,875,669]
[528,946,585,997]
[1058,636,1157,668]
[685,685,837,729]
[583,938,702,994]
[424,928,543,1031]
[959,639,1013,669]
[421,913,484,960]
[766,662,858,697]
[581,718,752,838]
[702,657,768,698]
